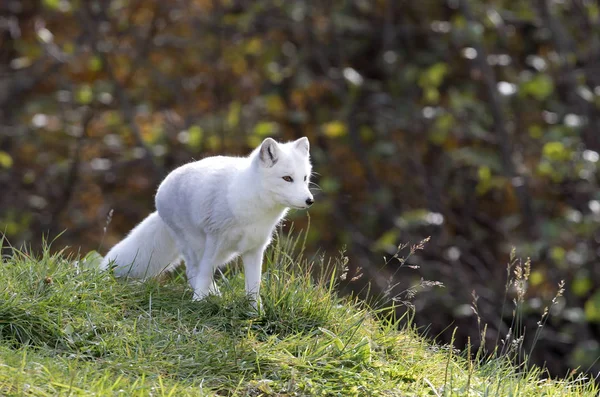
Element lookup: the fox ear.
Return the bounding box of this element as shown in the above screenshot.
[259,138,279,167]
[293,137,310,155]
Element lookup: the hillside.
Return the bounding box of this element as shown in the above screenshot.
[0,237,596,396]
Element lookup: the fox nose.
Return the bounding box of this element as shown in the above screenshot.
[305,198,314,206]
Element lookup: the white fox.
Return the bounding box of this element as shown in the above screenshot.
[100,137,314,307]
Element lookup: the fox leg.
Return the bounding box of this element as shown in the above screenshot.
[242,246,266,310]
[166,228,216,300]
[187,233,229,300]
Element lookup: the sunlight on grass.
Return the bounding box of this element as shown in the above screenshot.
[0,233,597,396]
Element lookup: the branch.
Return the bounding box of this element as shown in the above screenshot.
[459,0,538,238]
[50,108,94,226]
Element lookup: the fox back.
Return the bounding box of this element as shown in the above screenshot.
[155,137,313,238]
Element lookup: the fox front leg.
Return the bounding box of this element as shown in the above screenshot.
[242,247,266,312]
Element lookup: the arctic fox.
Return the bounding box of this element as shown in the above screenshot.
[100,137,314,308]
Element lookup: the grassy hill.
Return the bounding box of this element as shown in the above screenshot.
[0,235,596,396]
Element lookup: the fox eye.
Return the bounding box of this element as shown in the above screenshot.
[282,176,293,182]
[304,175,307,182]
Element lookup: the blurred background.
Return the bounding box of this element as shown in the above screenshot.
[1,0,600,379]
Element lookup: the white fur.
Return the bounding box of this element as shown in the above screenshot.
[100,137,313,307]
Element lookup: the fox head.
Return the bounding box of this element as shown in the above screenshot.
[256,137,314,210]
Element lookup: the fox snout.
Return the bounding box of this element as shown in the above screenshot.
[291,193,313,209]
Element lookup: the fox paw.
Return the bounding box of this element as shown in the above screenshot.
[208,283,221,297]
[248,297,263,314]
[192,284,221,301]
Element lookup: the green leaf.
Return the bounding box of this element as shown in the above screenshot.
[319,327,344,351]
[573,276,593,297]
[320,177,341,193]
[360,126,374,141]
[588,3,599,20]
[476,165,498,195]
[520,74,554,101]
[584,291,600,322]
[372,229,399,253]
[76,84,93,105]
[430,113,455,144]
[424,87,440,104]
[188,125,203,149]
[528,125,543,139]
[419,63,449,88]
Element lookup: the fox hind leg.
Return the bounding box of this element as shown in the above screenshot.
[164,225,217,300]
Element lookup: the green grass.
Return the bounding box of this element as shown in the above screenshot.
[0,235,597,396]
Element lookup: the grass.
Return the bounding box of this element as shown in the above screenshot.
[0,233,597,396]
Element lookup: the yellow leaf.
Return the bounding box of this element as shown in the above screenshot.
[88,56,102,72]
[478,166,491,182]
[424,87,440,104]
[550,246,566,262]
[232,57,247,76]
[76,85,93,105]
[253,121,279,137]
[206,135,220,150]
[246,135,262,148]
[323,121,347,138]
[227,101,241,128]
[245,37,262,55]
[543,141,570,161]
[585,291,600,322]
[529,270,544,287]
[63,42,75,55]
[372,229,399,253]
[266,95,285,116]
[573,275,592,297]
[43,0,60,9]
[528,125,543,139]
[0,151,13,168]
[188,125,203,149]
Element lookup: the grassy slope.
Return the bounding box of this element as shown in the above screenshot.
[0,237,596,396]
